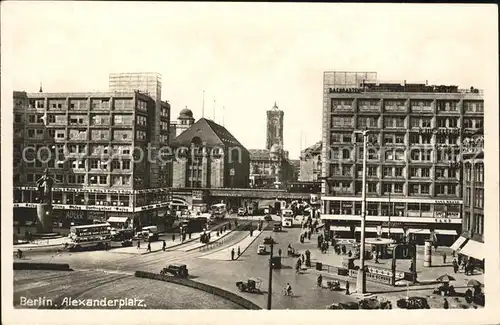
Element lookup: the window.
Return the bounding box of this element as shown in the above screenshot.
[410,167,418,177]
[342,149,350,160]
[410,134,420,144]
[421,168,430,178]
[384,134,393,144]
[422,134,431,144]
[437,118,447,128]
[99,176,107,185]
[367,183,377,193]
[331,133,341,143]
[341,165,351,176]
[411,151,420,161]
[122,160,131,169]
[395,135,404,144]
[89,175,98,184]
[394,183,403,193]
[385,150,394,161]
[422,118,431,128]
[111,160,121,170]
[421,184,430,194]
[55,175,64,183]
[436,184,445,195]
[383,183,392,194]
[463,118,473,128]
[475,119,483,129]
[367,166,377,177]
[449,118,458,128]
[409,184,419,194]
[383,167,392,177]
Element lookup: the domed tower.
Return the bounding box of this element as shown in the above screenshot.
[176,106,195,137]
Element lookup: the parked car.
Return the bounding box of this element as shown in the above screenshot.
[257,245,267,255]
[237,208,247,216]
[264,215,272,221]
[327,302,359,310]
[396,296,430,309]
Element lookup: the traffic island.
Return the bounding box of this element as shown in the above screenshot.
[134,271,261,310]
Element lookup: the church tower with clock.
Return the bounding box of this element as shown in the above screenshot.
[266,101,284,150]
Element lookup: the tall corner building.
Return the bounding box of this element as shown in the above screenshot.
[13,75,171,230]
[109,73,167,188]
[320,71,484,245]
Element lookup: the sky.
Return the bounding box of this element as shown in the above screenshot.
[1,2,497,159]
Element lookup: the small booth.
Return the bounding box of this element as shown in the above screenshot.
[365,238,396,260]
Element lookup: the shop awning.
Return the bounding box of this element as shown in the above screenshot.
[330,226,351,231]
[459,239,484,260]
[107,216,129,223]
[450,236,468,251]
[355,227,404,234]
[434,229,458,236]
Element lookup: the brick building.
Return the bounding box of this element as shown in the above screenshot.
[170,117,250,191]
[320,71,484,245]
[13,88,171,230]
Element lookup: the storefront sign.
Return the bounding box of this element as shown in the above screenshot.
[192,190,203,201]
[13,203,37,208]
[435,200,461,205]
[135,202,170,212]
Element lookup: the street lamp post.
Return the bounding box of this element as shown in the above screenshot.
[267,237,276,310]
[388,191,391,239]
[354,129,370,294]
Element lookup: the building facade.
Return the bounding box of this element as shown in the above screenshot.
[300,141,322,182]
[13,90,171,230]
[451,130,484,264]
[248,147,293,188]
[320,71,484,245]
[170,117,250,192]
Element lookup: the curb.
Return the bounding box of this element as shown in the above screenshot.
[233,227,266,261]
[14,262,73,271]
[134,271,261,310]
[138,222,233,255]
[185,221,252,253]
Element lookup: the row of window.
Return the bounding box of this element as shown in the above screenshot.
[463,212,484,236]
[464,188,485,209]
[328,202,460,217]
[23,129,148,141]
[329,165,459,179]
[329,147,461,162]
[331,116,483,129]
[23,173,132,186]
[330,132,466,145]
[329,181,458,195]
[331,99,483,113]
[28,98,136,110]
[23,159,132,171]
[464,164,485,183]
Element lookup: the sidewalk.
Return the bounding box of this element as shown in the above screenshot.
[200,229,264,261]
[13,237,69,250]
[111,222,237,255]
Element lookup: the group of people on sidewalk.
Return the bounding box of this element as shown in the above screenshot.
[230,246,241,260]
[451,254,477,275]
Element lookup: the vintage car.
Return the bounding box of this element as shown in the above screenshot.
[160,263,189,278]
[236,278,262,293]
[273,223,282,232]
[396,296,430,309]
[326,302,360,310]
[257,244,267,255]
[237,208,247,216]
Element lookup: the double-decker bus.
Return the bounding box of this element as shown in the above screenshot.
[68,223,112,250]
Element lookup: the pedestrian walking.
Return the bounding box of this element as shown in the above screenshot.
[147,242,151,252]
[172,233,175,242]
[238,246,241,256]
[442,252,447,264]
[137,240,141,249]
[231,248,235,260]
[301,254,305,264]
[162,240,166,251]
[409,260,414,273]
[443,298,449,309]
[452,259,458,274]
[189,232,191,239]
[345,281,350,295]
[278,248,282,257]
